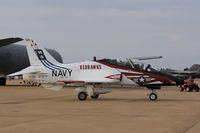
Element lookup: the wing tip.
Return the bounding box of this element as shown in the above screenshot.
[0,37,24,47]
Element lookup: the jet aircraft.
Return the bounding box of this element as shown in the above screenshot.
[10,39,184,101]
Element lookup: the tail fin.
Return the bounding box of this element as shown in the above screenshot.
[25,38,63,70]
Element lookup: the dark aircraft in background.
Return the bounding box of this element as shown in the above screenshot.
[160,64,200,80]
[159,65,200,92]
[0,37,63,86]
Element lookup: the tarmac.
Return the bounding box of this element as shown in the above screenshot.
[0,80,200,133]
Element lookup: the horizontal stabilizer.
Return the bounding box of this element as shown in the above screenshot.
[41,84,63,91]
[0,37,23,47]
[8,67,40,76]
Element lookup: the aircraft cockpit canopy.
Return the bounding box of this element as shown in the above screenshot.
[97,58,158,72]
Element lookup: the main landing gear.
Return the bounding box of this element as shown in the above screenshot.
[148,90,158,101]
[77,91,100,101]
[91,94,99,99]
[76,85,112,101]
[77,92,99,101]
[78,92,88,101]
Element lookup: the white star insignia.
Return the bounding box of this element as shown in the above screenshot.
[138,76,146,83]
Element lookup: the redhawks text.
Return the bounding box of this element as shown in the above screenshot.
[80,65,102,70]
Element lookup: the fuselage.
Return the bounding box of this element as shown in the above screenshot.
[23,61,124,85]
[23,59,184,89]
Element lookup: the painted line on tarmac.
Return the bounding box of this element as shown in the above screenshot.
[182,119,200,133]
[0,102,22,104]
[0,95,73,105]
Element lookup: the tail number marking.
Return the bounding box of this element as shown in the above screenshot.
[35,49,46,60]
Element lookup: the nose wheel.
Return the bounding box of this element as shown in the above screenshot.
[148,89,158,101]
[149,93,157,101]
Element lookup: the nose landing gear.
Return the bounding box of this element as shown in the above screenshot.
[148,89,158,101]
[149,93,157,101]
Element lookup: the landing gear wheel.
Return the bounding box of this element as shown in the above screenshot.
[149,93,157,101]
[91,94,99,99]
[78,92,87,101]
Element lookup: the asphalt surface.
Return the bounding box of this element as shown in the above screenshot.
[0,80,200,133]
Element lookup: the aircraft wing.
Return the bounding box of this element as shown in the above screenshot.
[132,56,162,61]
[8,67,41,76]
[41,84,63,91]
[57,80,118,85]
[0,37,23,47]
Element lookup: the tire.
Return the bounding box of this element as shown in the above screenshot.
[179,87,184,92]
[190,86,194,91]
[149,93,157,101]
[78,92,87,101]
[91,94,99,99]
[0,77,6,86]
[186,87,191,92]
[195,87,199,92]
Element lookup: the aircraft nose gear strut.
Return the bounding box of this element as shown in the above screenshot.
[148,90,158,101]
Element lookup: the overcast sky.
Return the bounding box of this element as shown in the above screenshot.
[0,0,200,69]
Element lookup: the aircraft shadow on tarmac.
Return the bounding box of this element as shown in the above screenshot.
[1,96,200,104]
[88,98,200,103]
